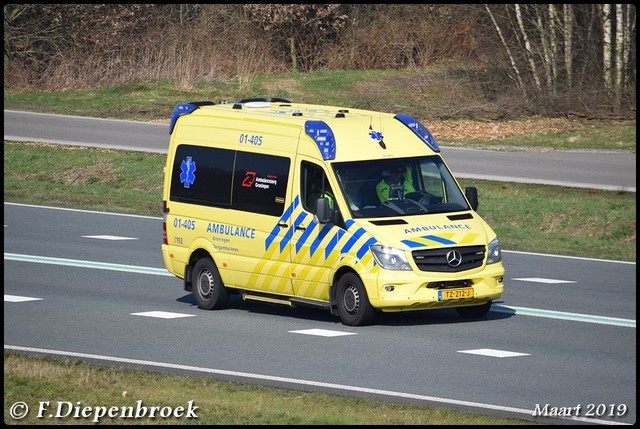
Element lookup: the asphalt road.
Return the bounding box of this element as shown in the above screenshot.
[3,109,637,192]
[4,203,636,425]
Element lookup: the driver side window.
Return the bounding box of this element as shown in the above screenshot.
[301,161,335,213]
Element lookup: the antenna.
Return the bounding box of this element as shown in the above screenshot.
[379,111,385,148]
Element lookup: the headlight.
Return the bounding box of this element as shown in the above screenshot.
[370,245,411,270]
[486,237,502,265]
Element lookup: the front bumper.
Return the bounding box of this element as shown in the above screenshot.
[363,263,505,312]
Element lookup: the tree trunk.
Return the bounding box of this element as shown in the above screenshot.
[290,35,297,73]
[535,6,554,93]
[562,5,573,90]
[484,5,528,100]
[614,4,624,110]
[515,4,542,92]
[602,4,613,91]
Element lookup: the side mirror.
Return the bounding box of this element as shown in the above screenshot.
[314,197,332,224]
[465,186,479,211]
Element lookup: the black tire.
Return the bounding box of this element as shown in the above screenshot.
[455,301,492,319]
[192,258,230,310]
[336,273,375,326]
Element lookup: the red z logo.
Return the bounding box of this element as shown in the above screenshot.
[242,171,256,187]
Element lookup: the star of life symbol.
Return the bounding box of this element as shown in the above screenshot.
[369,130,383,141]
[180,156,196,188]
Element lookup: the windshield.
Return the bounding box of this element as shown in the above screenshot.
[333,156,470,218]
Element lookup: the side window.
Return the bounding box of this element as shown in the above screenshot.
[233,152,290,216]
[301,161,334,213]
[170,145,289,216]
[170,144,234,207]
[420,159,444,199]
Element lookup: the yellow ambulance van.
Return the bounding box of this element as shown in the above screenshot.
[161,98,505,326]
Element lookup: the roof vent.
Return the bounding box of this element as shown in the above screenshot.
[244,101,271,108]
[238,97,291,103]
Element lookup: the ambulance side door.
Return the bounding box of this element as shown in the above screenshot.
[233,150,296,295]
[289,158,347,301]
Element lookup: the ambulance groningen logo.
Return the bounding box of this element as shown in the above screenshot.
[180,156,196,188]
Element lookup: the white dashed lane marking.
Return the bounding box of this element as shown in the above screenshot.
[458,348,530,358]
[289,329,357,337]
[4,294,43,303]
[130,311,195,319]
[512,277,576,284]
[82,235,138,241]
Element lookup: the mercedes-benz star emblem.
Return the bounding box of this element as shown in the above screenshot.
[446,250,462,267]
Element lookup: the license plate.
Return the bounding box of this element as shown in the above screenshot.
[438,288,474,301]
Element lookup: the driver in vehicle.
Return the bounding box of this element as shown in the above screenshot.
[376,166,415,203]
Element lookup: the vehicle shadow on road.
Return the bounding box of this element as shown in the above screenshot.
[177,294,515,326]
[374,301,515,327]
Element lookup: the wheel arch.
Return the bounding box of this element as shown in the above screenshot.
[329,265,359,313]
[184,247,217,292]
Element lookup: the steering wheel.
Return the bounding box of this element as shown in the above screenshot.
[406,192,431,206]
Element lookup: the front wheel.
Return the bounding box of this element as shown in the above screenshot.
[455,301,492,319]
[336,273,375,326]
[192,258,230,310]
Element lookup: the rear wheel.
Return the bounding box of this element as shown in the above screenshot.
[192,258,230,310]
[336,273,375,326]
[455,301,492,318]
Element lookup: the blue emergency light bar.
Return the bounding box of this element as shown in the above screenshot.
[305,120,336,160]
[394,113,440,152]
[169,103,198,135]
[169,101,216,135]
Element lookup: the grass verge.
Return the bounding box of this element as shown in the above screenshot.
[4,352,539,425]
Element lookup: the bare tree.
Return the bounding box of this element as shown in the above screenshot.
[602,4,613,92]
[514,4,542,92]
[242,4,347,72]
[561,4,573,90]
[484,4,528,100]
[483,4,636,113]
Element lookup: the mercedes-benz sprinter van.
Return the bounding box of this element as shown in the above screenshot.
[162,98,505,326]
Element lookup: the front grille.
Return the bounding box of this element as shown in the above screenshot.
[412,245,485,272]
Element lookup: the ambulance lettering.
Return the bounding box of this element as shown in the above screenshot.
[207,222,256,239]
[404,224,473,233]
